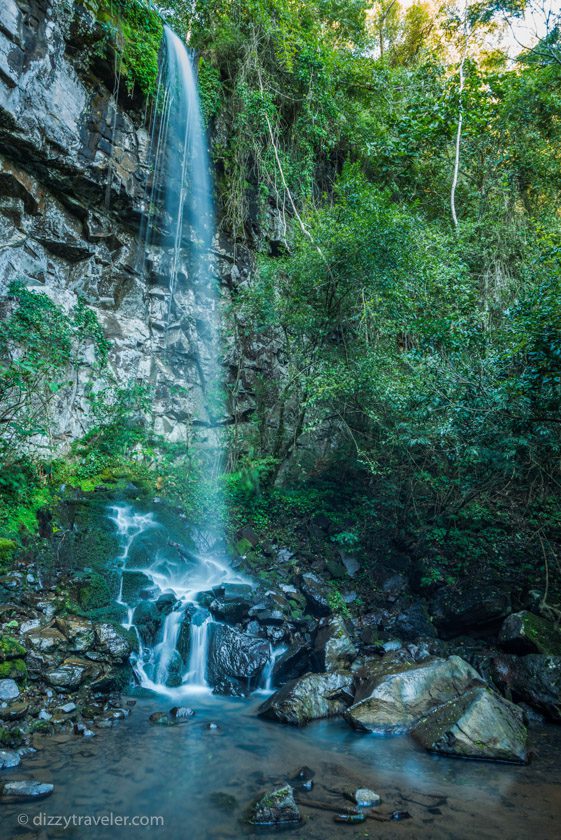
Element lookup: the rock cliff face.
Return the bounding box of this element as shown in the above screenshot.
[0,0,258,450]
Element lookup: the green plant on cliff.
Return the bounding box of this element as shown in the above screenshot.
[88,0,163,96]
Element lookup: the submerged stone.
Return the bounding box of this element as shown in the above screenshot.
[2,781,54,800]
[0,750,20,769]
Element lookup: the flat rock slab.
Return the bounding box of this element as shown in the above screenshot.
[412,687,528,764]
[2,781,54,800]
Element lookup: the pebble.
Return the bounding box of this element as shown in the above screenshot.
[170,706,195,719]
[354,788,381,808]
[0,750,21,769]
[39,710,52,721]
[59,702,77,714]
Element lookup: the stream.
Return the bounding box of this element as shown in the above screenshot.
[2,694,561,840]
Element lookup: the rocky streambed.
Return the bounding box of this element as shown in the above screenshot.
[2,495,561,840]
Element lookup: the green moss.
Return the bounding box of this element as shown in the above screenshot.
[77,572,112,611]
[0,658,27,682]
[0,538,16,560]
[520,611,561,656]
[0,727,23,748]
[0,636,26,661]
[87,0,164,97]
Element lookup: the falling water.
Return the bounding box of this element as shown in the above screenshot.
[107,26,271,696]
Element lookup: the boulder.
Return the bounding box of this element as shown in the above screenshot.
[430,584,511,638]
[299,573,331,617]
[94,623,131,662]
[387,603,437,641]
[258,671,354,726]
[499,611,561,656]
[46,658,99,690]
[207,625,269,693]
[412,687,528,764]
[491,654,561,721]
[248,785,301,826]
[55,616,95,653]
[132,601,161,645]
[271,641,312,684]
[209,596,252,623]
[312,615,357,672]
[346,655,484,734]
[25,626,66,654]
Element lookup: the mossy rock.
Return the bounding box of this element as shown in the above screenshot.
[77,573,112,612]
[499,611,561,656]
[236,537,254,556]
[0,636,27,662]
[0,726,23,748]
[0,658,27,682]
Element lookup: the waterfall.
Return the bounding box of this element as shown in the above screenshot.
[106,27,269,696]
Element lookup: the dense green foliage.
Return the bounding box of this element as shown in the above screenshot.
[0,284,150,539]
[174,0,561,592]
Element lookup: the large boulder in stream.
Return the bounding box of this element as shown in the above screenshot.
[498,611,561,656]
[346,655,484,734]
[208,625,269,694]
[258,671,354,725]
[412,687,528,764]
